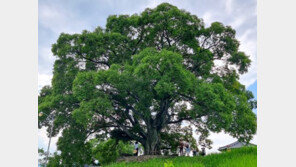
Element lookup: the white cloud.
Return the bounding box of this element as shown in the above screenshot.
[208,132,236,153]
[207,132,257,154]
[147,0,160,8]
[39,3,90,35]
[191,124,257,154]
[38,73,52,91]
[229,16,246,29]
[240,66,257,87]
[38,127,60,153]
[238,29,257,87]
[202,12,214,27]
[39,47,55,63]
[225,0,233,15]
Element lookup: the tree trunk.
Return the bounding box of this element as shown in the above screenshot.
[143,128,161,155]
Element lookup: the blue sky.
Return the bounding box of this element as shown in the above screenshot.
[38,0,257,154]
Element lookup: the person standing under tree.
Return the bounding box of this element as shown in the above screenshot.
[192,148,198,156]
[185,144,191,156]
[179,141,184,156]
[200,148,206,156]
[192,149,197,156]
[134,141,139,156]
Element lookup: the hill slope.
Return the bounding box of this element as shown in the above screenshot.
[106,147,257,167]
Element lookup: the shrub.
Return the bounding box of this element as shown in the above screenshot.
[92,139,134,165]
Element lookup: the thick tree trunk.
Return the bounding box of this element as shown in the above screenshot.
[143,128,161,155]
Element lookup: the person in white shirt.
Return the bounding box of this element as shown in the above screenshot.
[134,141,139,156]
[185,145,191,156]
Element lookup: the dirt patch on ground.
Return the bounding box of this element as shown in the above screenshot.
[116,155,175,163]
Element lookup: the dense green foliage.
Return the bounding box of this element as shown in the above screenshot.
[47,152,63,167]
[45,139,134,166]
[106,147,257,167]
[38,3,256,165]
[91,139,134,165]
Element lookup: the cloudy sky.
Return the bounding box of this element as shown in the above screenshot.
[38,0,257,154]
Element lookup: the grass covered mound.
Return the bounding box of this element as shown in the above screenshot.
[106,146,257,167]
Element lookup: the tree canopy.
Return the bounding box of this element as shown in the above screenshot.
[39,3,256,165]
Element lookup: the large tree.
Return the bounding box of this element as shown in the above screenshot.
[39,3,256,162]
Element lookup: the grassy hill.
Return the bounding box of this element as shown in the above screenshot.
[106,146,257,167]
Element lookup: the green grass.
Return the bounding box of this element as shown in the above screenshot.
[106,146,257,167]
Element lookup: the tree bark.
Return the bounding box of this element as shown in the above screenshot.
[143,128,161,155]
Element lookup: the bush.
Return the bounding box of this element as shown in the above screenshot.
[92,139,134,165]
[47,152,62,167]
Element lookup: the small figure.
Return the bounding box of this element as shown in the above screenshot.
[192,149,198,156]
[200,147,206,156]
[95,159,100,166]
[185,144,191,156]
[179,141,184,156]
[134,141,139,156]
[91,158,100,166]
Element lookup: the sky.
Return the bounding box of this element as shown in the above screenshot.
[38,0,257,154]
